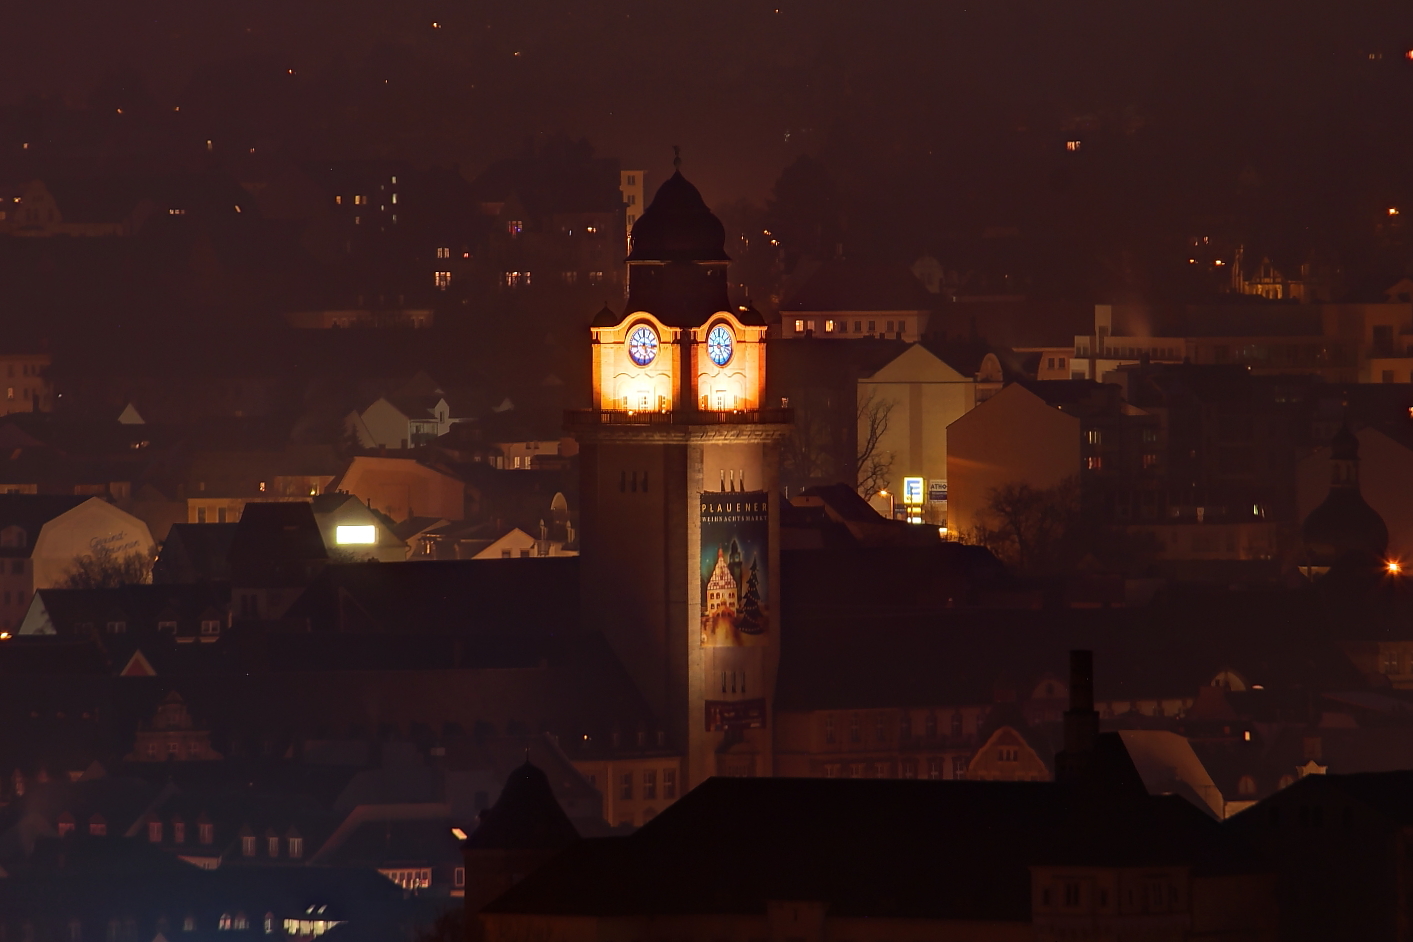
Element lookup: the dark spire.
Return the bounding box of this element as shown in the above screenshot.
[463,761,579,851]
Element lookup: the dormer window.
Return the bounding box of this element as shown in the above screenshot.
[201,619,220,636]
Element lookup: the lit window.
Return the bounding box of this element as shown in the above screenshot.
[586,225,598,234]
[1086,456,1103,470]
[390,193,397,204]
[334,196,341,205]
[826,319,836,332]
[168,208,185,215]
[199,822,214,844]
[201,619,220,635]
[508,220,523,236]
[268,836,279,857]
[663,768,677,799]
[1066,140,1081,151]
[336,525,376,545]
[288,836,302,859]
[1086,429,1102,445]
[148,820,163,843]
[434,271,451,288]
[794,319,805,332]
[242,835,255,857]
[436,247,449,258]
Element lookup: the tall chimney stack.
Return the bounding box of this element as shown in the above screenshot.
[1057,649,1099,784]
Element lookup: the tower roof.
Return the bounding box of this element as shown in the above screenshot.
[1302,426,1388,567]
[464,760,580,851]
[626,171,729,263]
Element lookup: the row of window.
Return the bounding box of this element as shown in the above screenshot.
[142,739,212,760]
[500,270,611,288]
[1038,878,1180,913]
[824,711,968,745]
[618,768,678,801]
[793,318,909,335]
[1084,454,1161,471]
[822,756,970,779]
[336,191,397,207]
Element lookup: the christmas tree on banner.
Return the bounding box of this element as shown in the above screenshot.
[738,557,763,634]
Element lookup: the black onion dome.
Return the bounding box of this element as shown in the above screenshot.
[1302,427,1388,567]
[626,171,730,263]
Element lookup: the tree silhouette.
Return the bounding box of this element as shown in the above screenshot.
[738,558,764,633]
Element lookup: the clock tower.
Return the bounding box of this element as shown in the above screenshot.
[569,167,790,787]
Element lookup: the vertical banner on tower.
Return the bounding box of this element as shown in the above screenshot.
[700,491,769,647]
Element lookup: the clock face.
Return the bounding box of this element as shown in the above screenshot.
[707,325,734,366]
[628,325,659,366]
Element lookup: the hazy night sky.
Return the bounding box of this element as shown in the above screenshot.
[5,0,1413,249]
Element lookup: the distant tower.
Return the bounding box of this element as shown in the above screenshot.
[570,163,790,787]
[1302,425,1389,575]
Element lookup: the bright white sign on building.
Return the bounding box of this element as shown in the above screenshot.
[335,525,376,545]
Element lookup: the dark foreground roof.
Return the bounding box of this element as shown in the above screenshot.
[485,776,1259,921]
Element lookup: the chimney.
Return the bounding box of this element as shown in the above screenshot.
[1057,649,1099,784]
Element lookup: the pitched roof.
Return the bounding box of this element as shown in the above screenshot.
[485,776,1256,920]
[465,761,579,850]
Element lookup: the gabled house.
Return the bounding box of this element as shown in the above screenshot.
[124,692,221,763]
[310,493,406,562]
[331,457,466,523]
[0,496,154,632]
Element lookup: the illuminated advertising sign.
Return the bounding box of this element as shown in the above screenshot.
[902,476,924,506]
[700,491,769,647]
[929,480,948,502]
[335,525,376,545]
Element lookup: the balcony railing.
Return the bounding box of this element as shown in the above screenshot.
[566,408,793,427]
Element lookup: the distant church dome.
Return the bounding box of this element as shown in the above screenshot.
[1302,425,1388,568]
[626,171,730,263]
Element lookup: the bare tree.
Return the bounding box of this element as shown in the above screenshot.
[780,409,837,488]
[967,477,1159,576]
[967,479,1080,574]
[58,544,155,589]
[855,390,895,497]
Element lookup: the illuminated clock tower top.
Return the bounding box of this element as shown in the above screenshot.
[587,168,770,415]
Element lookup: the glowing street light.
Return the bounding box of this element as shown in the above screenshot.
[1387,559,1402,575]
